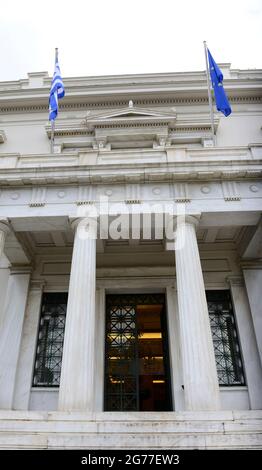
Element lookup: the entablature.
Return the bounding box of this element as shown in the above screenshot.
[0,145,261,187]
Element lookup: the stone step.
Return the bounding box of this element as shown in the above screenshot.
[0,410,261,449]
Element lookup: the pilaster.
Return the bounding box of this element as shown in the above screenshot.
[13,280,45,410]
[227,275,262,409]
[0,265,31,409]
[241,261,262,366]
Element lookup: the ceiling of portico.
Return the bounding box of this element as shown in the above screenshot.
[16,225,246,257]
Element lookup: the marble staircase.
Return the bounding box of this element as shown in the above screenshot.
[0,410,261,449]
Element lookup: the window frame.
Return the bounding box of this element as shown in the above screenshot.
[206,289,246,387]
[32,292,68,388]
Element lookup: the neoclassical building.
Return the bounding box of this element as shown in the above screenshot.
[0,65,261,449]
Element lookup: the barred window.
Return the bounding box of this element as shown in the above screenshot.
[33,293,68,387]
[207,290,245,386]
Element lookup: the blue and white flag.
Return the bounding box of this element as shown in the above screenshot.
[49,52,65,121]
[207,49,231,117]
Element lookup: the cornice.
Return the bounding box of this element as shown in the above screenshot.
[45,124,93,138]
[0,154,261,187]
[0,95,261,115]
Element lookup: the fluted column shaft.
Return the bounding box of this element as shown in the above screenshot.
[58,217,97,411]
[175,216,220,410]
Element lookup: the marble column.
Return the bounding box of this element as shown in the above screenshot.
[0,266,31,409]
[175,215,220,410]
[58,217,97,411]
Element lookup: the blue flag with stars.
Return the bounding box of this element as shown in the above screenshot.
[49,52,65,121]
[207,49,232,117]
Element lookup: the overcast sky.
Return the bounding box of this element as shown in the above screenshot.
[1,0,262,82]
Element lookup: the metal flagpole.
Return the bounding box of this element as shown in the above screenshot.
[203,41,216,146]
[50,48,58,154]
[50,119,55,153]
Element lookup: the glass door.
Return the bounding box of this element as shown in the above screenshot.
[104,294,172,411]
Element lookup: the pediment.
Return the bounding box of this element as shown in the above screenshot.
[84,103,176,129]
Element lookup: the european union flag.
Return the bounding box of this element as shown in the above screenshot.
[49,52,65,121]
[207,49,232,117]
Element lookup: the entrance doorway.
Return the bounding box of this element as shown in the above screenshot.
[104,293,172,411]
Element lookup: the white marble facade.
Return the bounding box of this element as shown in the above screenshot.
[0,66,261,448]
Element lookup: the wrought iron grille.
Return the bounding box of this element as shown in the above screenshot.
[104,293,168,411]
[33,293,68,387]
[207,290,245,386]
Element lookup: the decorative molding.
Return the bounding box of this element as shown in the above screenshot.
[226,275,244,287]
[201,186,211,194]
[76,185,95,205]
[125,199,141,204]
[125,184,141,204]
[76,200,94,205]
[0,151,261,187]
[240,259,262,269]
[93,122,169,129]
[0,95,261,114]
[170,182,191,203]
[29,187,46,207]
[10,265,32,275]
[249,184,260,193]
[0,167,260,187]
[45,123,93,139]
[221,181,241,201]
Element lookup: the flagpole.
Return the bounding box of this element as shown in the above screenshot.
[50,119,55,153]
[50,48,59,154]
[203,41,216,146]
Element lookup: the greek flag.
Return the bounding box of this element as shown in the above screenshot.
[207,49,231,117]
[49,53,65,121]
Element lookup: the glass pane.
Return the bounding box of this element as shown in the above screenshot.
[104,294,171,411]
[137,304,168,411]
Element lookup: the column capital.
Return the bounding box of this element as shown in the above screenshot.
[69,216,98,230]
[29,279,46,291]
[183,214,201,227]
[240,259,262,270]
[10,265,32,276]
[69,217,84,232]
[226,275,244,287]
[69,216,98,240]
[0,219,11,234]
[167,213,201,226]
